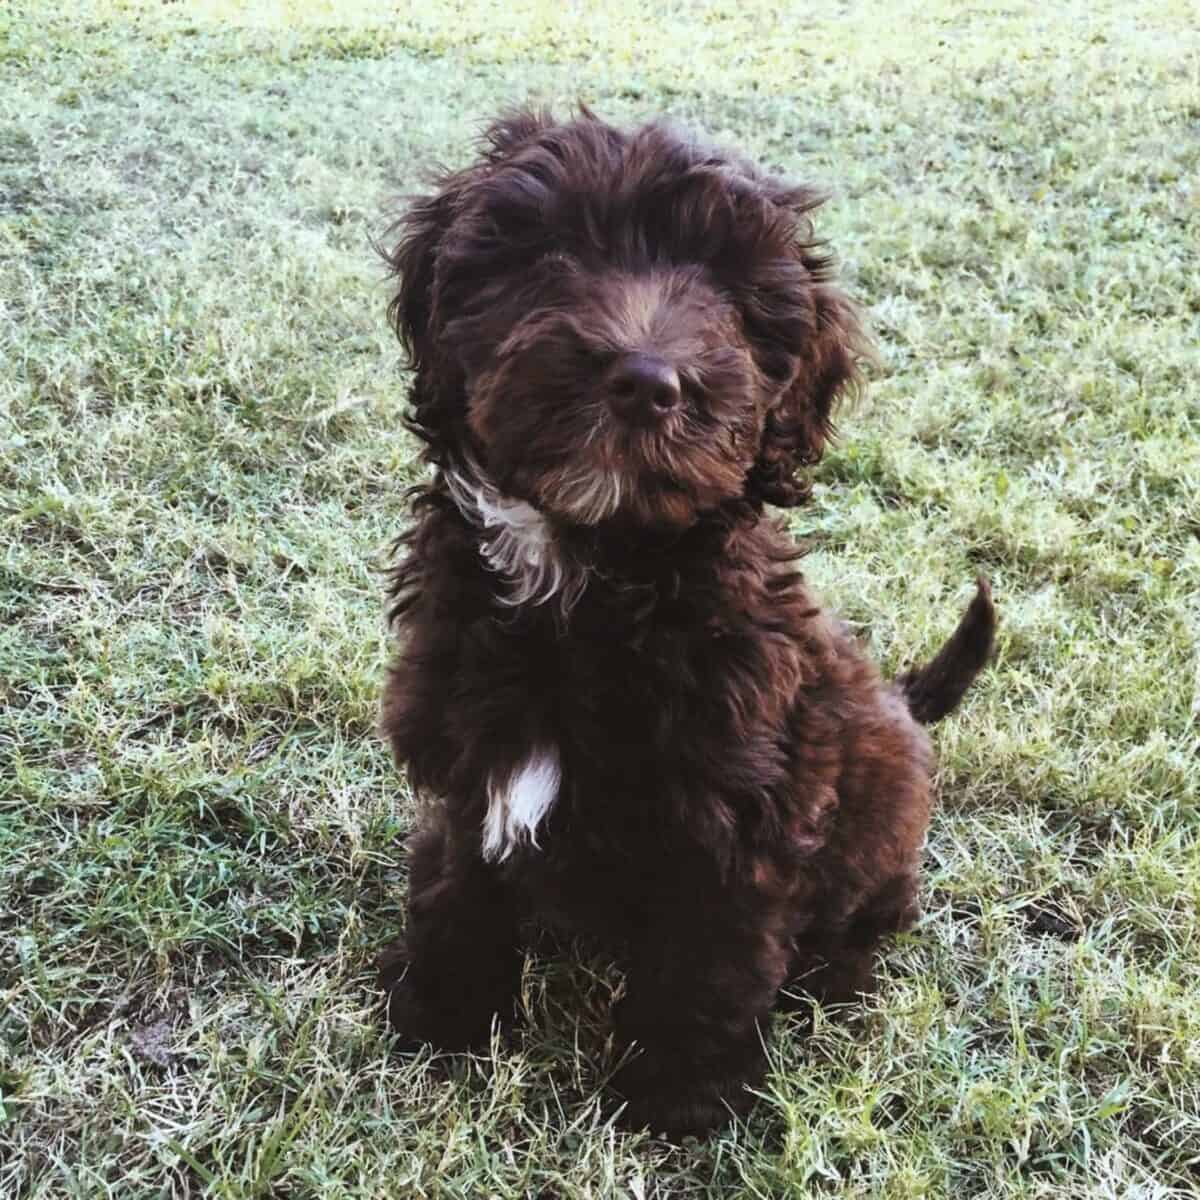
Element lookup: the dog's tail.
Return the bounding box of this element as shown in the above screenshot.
[897,577,996,725]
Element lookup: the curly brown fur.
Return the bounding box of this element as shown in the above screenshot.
[376,108,996,1140]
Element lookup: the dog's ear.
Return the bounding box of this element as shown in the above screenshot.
[741,190,868,508]
[383,109,556,461]
[386,110,555,361]
[384,184,460,376]
[383,176,473,463]
[747,283,863,507]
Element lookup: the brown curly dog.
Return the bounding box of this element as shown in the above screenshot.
[376,108,996,1139]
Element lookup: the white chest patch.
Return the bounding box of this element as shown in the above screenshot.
[445,462,588,613]
[482,746,561,862]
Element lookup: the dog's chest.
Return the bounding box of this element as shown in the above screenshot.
[478,639,652,861]
[477,621,748,863]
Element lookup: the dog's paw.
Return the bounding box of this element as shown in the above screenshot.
[376,936,411,996]
[610,1057,755,1141]
[376,939,511,1053]
[377,941,433,1050]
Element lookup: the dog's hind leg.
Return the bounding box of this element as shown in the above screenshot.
[378,819,523,1051]
[778,870,921,1017]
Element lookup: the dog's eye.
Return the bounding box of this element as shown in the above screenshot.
[756,349,797,385]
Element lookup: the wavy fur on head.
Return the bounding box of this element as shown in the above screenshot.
[376,108,996,1140]
[384,106,866,520]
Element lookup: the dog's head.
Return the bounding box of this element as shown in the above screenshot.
[386,109,866,529]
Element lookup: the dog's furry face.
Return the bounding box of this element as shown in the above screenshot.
[387,110,865,529]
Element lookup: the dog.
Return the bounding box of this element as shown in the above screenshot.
[376,108,996,1139]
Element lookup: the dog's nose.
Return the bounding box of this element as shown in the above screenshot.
[606,353,681,423]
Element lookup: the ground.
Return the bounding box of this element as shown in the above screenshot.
[1,1,1198,1196]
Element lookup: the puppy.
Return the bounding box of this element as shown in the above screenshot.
[376,109,995,1139]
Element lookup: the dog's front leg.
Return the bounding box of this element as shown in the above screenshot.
[378,820,522,1052]
[612,880,792,1139]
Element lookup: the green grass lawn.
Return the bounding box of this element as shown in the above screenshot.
[2,1,1198,1195]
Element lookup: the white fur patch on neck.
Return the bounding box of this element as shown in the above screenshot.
[445,460,588,613]
[482,746,561,862]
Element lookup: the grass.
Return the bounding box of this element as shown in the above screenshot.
[2,0,1198,1195]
